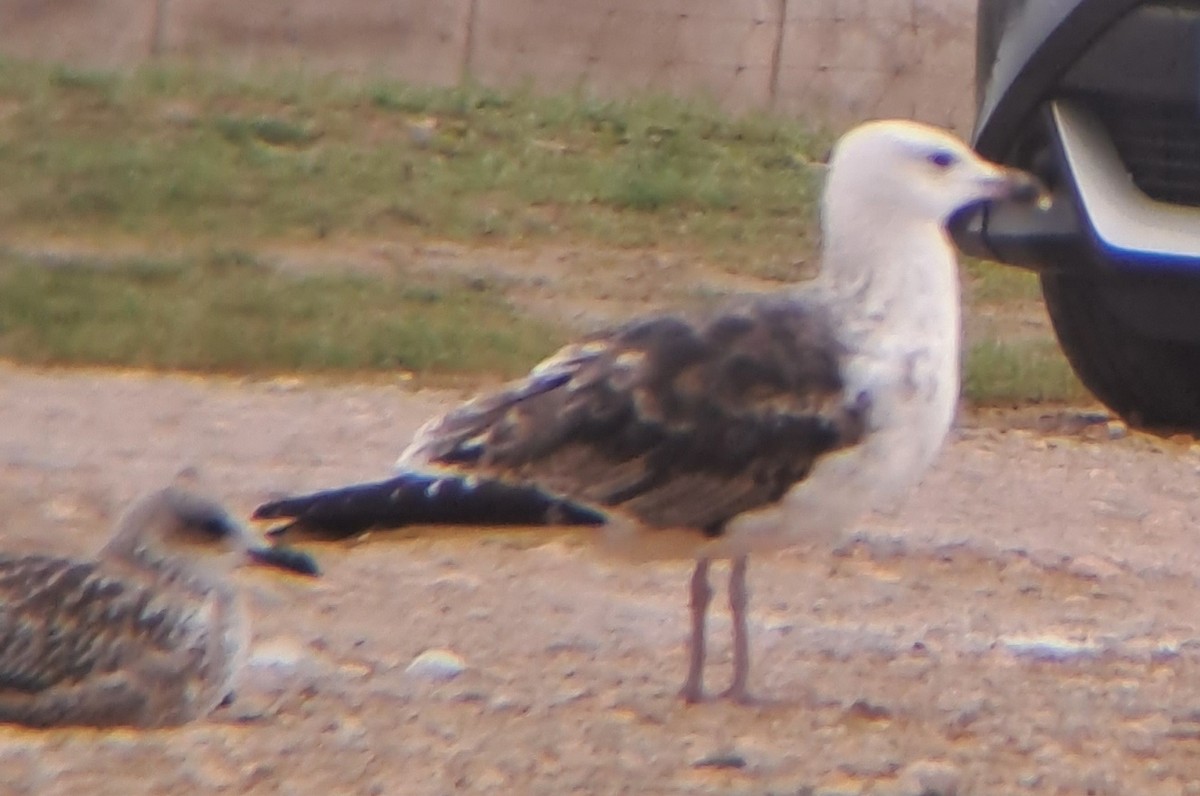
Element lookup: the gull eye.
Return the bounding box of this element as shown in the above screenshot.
[927,150,957,170]
[178,504,235,539]
[200,516,233,538]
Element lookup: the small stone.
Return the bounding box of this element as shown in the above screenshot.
[241,762,278,789]
[249,637,308,671]
[692,752,746,770]
[898,759,961,796]
[1088,496,1149,523]
[940,697,987,735]
[224,700,271,724]
[338,661,373,679]
[452,689,488,704]
[1000,635,1099,662]
[549,686,591,707]
[1123,727,1158,759]
[429,572,480,592]
[405,648,467,681]
[1064,554,1124,580]
[843,698,892,722]
[488,693,527,712]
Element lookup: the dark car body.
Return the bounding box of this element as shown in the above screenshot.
[952,0,1200,429]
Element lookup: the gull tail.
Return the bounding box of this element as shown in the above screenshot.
[253,473,607,541]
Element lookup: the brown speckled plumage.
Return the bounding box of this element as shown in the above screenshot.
[0,488,253,728]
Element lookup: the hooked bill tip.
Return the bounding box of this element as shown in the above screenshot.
[247,544,321,577]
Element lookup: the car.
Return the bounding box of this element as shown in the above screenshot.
[950,0,1200,430]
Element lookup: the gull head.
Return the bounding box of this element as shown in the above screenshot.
[101,486,255,576]
[824,120,1042,228]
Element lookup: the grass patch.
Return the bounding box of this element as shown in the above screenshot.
[0,250,563,375]
[961,259,1085,404]
[964,338,1089,405]
[0,58,825,269]
[963,258,1044,305]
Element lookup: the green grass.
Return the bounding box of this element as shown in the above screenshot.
[0,59,824,271]
[0,250,562,375]
[964,338,1089,405]
[963,257,1045,305]
[0,58,1090,405]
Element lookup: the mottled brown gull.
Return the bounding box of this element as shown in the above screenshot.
[254,120,1041,702]
[0,487,315,727]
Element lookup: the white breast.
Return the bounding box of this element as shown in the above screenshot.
[714,233,961,559]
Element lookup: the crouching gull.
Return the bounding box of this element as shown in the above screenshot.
[0,487,317,728]
[254,120,1042,703]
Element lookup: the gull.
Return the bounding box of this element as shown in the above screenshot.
[254,120,1041,703]
[0,486,316,727]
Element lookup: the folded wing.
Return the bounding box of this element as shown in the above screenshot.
[401,294,869,535]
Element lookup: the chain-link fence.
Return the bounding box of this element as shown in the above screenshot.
[1,0,976,133]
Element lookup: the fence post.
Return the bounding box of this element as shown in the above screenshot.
[768,0,788,111]
[149,0,169,58]
[461,0,480,82]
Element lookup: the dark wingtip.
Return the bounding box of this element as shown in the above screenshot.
[252,500,287,520]
[247,544,321,577]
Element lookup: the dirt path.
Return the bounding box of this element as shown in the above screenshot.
[3,364,1200,795]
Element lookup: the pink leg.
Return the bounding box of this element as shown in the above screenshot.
[721,555,752,703]
[679,558,711,703]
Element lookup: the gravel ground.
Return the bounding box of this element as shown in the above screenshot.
[3,363,1200,795]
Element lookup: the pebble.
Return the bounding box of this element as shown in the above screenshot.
[999,635,1100,662]
[897,759,961,796]
[249,636,309,671]
[1125,727,1158,756]
[692,752,746,770]
[843,698,892,722]
[548,686,591,707]
[1063,554,1125,580]
[429,572,480,592]
[939,696,986,735]
[1088,495,1150,523]
[488,693,528,712]
[405,648,467,681]
[451,689,489,704]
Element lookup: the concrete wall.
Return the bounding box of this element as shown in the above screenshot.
[0,0,976,134]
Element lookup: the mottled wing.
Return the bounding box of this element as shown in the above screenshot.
[0,555,180,696]
[403,295,869,533]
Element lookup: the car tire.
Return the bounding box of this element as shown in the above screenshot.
[1040,271,1200,431]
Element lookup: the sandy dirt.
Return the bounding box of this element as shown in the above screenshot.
[3,364,1200,795]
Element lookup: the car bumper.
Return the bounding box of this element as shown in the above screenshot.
[952,99,1200,276]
